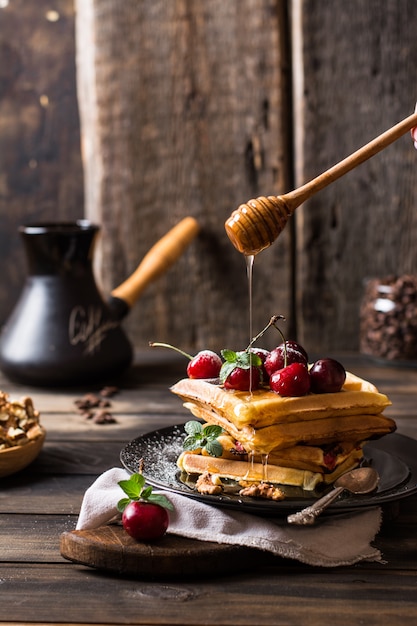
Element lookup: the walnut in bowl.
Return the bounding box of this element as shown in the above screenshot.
[0,392,45,478]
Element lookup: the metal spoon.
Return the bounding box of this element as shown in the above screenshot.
[287,467,380,526]
[225,111,417,255]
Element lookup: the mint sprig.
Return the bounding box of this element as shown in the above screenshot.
[183,420,224,457]
[219,349,262,383]
[218,316,286,384]
[117,473,174,513]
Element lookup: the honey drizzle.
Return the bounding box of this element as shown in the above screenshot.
[243,451,270,483]
[245,253,270,484]
[243,450,256,481]
[261,453,269,482]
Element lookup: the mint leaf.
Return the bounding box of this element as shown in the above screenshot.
[221,349,237,362]
[219,360,237,382]
[205,439,223,457]
[117,497,131,513]
[183,420,210,450]
[182,421,224,457]
[118,473,145,499]
[219,349,262,384]
[148,493,174,511]
[140,485,153,500]
[183,434,203,451]
[235,350,262,368]
[117,472,174,513]
[184,420,203,436]
[203,424,223,438]
[249,352,262,367]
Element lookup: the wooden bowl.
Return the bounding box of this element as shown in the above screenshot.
[0,428,46,478]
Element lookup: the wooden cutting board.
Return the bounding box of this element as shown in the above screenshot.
[60,525,275,578]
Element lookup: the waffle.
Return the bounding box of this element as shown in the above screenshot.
[178,445,364,491]
[171,371,394,454]
[199,430,364,473]
[171,369,395,490]
[171,371,391,430]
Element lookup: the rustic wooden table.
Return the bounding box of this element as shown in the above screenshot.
[1,352,417,625]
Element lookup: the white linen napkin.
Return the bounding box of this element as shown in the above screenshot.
[76,467,383,567]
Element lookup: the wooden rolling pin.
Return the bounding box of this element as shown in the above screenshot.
[225,110,417,255]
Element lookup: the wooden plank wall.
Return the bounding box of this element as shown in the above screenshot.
[295,0,417,353]
[0,0,83,319]
[1,0,417,363]
[75,0,293,354]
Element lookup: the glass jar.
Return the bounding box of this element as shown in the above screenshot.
[360,275,417,363]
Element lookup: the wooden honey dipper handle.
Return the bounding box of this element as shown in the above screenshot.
[110,217,199,309]
[226,110,417,255]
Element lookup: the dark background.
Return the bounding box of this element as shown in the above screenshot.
[1,0,416,358]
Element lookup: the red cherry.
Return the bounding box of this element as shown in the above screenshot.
[187,350,222,379]
[309,358,346,393]
[150,342,222,379]
[264,341,308,376]
[223,366,261,391]
[269,362,311,397]
[122,501,169,541]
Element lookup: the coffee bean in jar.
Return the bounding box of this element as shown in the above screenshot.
[360,275,417,363]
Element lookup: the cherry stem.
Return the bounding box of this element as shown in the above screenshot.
[246,315,285,351]
[149,341,193,361]
[270,317,288,368]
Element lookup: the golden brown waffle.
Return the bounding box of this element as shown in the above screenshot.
[172,369,395,489]
[178,446,364,491]
[171,371,391,430]
[185,401,395,454]
[194,428,364,473]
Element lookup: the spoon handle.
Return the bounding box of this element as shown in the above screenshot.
[287,486,344,525]
[283,110,417,213]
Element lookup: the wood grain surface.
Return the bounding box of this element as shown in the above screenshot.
[0,353,417,625]
[75,0,294,354]
[2,2,417,358]
[0,0,83,323]
[295,0,417,352]
[60,525,275,578]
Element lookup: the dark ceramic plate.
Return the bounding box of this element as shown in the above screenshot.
[120,427,417,516]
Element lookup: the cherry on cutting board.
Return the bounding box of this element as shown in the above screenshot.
[149,341,222,379]
[117,473,174,542]
[309,358,346,393]
[122,501,169,541]
[269,362,311,397]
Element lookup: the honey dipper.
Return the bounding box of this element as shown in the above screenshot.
[225,110,417,255]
